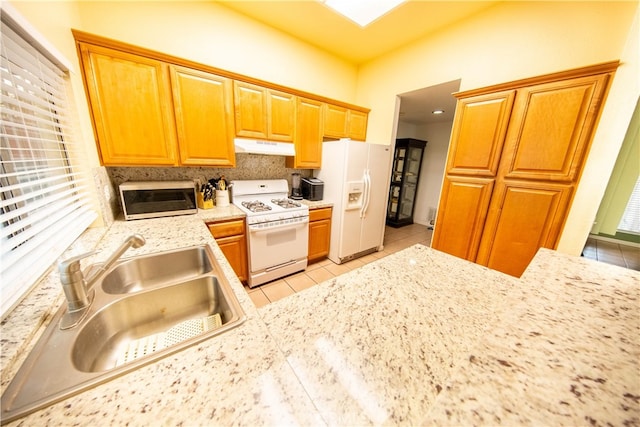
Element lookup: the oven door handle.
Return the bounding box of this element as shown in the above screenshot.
[248,218,309,234]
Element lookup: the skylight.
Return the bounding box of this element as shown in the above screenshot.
[321,0,407,27]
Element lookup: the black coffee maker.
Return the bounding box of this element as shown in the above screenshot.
[291,173,303,200]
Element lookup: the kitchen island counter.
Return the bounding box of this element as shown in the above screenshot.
[2,214,638,425]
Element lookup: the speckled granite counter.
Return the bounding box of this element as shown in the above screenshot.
[2,212,638,425]
[423,248,640,426]
[258,244,519,425]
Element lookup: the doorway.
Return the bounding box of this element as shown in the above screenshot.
[394,79,460,228]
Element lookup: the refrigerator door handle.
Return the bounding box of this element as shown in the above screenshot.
[361,169,372,218]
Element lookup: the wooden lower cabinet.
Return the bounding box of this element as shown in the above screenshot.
[308,207,332,263]
[430,176,494,261]
[206,219,248,283]
[476,180,573,277]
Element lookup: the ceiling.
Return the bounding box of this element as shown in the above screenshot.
[215,1,498,126]
[398,79,461,125]
[216,1,498,65]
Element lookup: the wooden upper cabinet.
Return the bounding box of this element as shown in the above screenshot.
[348,109,368,141]
[446,90,515,177]
[267,90,296,141]
[73,31,372,168]
[234,81,267,138]
[286,97,323,169]
[78,43,177,166]
[499,74,611,182]
[431,176,495,261]
[323,104,369,140]
[170,66,235,167]
[323,104,348,138]
[234,81,295,142]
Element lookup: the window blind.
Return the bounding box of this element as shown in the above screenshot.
[1,20,97,318]
[618,176,640,234]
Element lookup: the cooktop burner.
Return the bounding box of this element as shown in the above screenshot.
[271,198,302,209]
[241,200,272,213]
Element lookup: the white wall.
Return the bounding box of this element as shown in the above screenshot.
[9,0,639,254]
[557,7,640,254]
[358,1,639,255]
[9,0,360,171]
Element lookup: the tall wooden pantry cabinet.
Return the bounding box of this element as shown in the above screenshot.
[431,61,618,277]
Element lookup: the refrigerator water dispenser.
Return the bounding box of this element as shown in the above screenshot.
[345,181,364,210]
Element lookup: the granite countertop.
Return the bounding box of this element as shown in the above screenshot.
[1,211,638,425]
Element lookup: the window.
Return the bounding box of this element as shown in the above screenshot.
[618,176,640,235]
[1,14,97,318]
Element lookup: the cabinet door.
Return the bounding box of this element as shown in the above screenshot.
[499,74,611,183]
[79,44,177,166]
[348,110,368,141]
[431,177,494,261]
[432,91,513,258]
[287,97,323,169]
[216,235,248,282]
[323,104,348,138]
[308,219,331,263]
[308,208,332,263]
[446,90,515,177]
[170,66,235,166]
[267,90,295,142]
[207,220,247,282]
[234,81,267,138]
[476,181,573,277]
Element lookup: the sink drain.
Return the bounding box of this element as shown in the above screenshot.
[116,313,222,367]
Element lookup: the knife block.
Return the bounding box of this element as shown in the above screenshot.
[197,192,214,210]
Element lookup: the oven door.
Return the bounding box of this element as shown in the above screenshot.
[247,218,309,272]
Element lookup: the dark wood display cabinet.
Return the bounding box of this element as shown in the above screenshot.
[386,138,427,227]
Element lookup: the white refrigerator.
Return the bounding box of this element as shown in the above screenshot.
[315,139,392,264]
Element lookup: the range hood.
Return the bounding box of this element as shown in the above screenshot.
[234,138,295,156]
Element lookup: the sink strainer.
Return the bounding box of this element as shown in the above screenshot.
[116,313,222,367]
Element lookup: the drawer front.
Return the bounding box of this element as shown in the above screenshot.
[309,207,332,222]
[207,219,245,238]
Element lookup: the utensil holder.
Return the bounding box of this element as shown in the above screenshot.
[215,190,230,207]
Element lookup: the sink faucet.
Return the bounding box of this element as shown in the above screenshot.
[58,234,146,328]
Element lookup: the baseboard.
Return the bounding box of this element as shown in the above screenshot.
[588,233,640,248]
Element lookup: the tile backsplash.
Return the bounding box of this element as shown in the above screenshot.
[106,153,312,217]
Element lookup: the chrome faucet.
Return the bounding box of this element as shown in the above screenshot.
[58,234,146,329]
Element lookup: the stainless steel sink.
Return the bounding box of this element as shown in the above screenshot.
[0,245,245,424]
[101,245,214,294]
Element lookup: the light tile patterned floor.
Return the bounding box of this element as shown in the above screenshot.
[244,224,433,308]
[582,236,640,271]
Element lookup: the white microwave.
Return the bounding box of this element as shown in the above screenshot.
[119,181,197,220]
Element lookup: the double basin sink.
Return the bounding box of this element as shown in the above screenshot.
[1,244,246,424]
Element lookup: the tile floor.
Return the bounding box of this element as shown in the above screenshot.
[244,226,640,308]
[244,223,433,308]
[582,236,640,271]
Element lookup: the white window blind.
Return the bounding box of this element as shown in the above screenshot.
[618,176,640,234]
[1,19,97,318]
